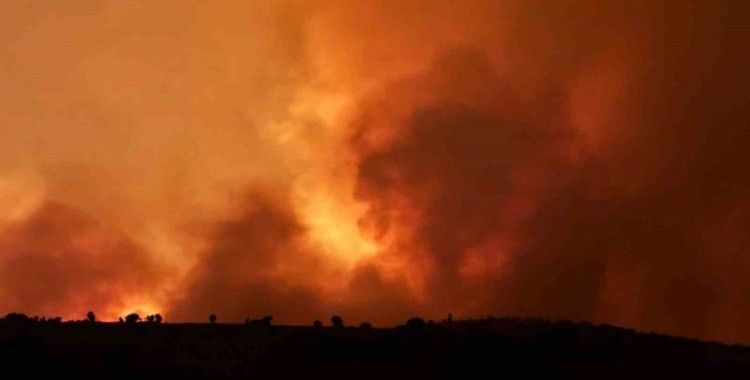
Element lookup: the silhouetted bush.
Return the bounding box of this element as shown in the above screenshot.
[331,315,344,328]
[155,314,163,323]
[146,315,156,323]
[209,314,217,324]
[86,311,96,323]
[406,317,426,329]
[245,315,273,327]
[125,313,141,324]
[313,320,323,328]
[359,322,372,330]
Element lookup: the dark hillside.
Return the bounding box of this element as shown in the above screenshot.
[1,317,748,379]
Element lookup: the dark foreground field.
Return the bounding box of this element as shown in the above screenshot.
[1,318,748,379]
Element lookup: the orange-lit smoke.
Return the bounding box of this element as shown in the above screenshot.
[1,1,749,344]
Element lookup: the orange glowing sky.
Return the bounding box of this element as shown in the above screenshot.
[1,1,749,344]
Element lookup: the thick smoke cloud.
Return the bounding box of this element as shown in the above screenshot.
[348,1,750,342]
[168,188,421,324]
[351,49,580,322]
[0,0,323,320]
[168,190,323,322]
[0,202,163,318]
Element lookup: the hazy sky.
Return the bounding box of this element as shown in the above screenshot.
[1,1,748,344]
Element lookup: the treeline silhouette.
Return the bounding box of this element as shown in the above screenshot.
[1,311,749,379]
[0,311,384,329]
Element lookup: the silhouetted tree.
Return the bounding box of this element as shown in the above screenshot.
[406,317,426,329]
[209,314,217,324]
[261,315,273,326]
[359,322,372,330]
[125,313,140,324]
[155,314,163,323]
[50,317,62,324]
[118,317,124,323]
[146,315,155,323]
[86,311,96,323]
[4,312,30,323]
[313,320,323,328]
[331,315,344,328]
